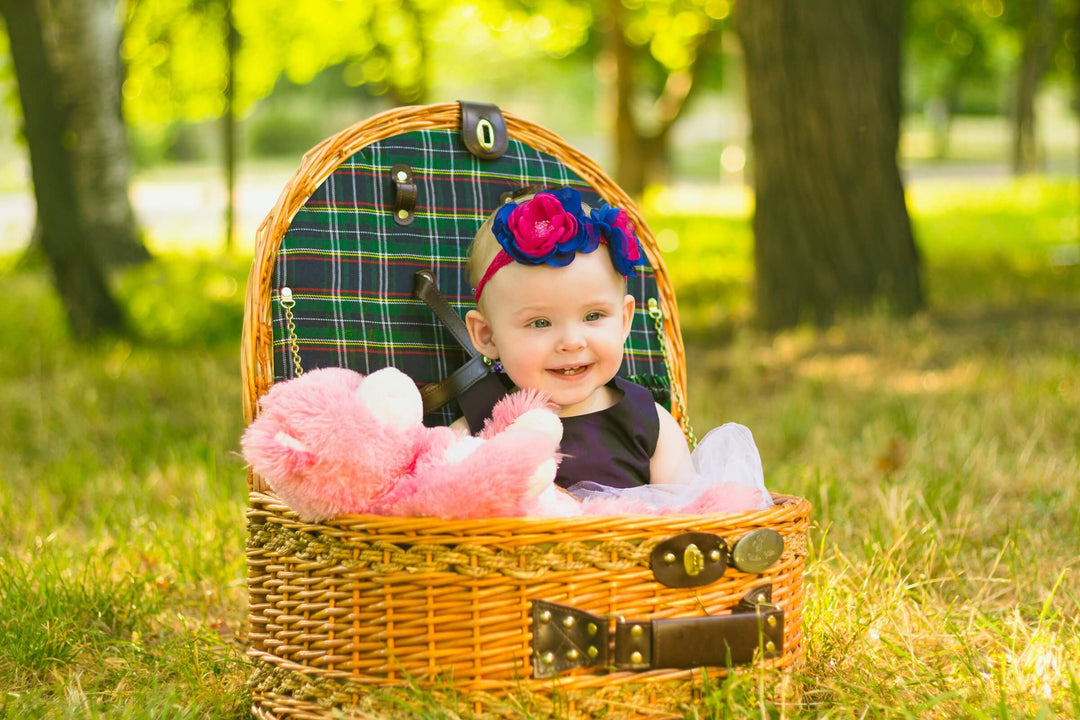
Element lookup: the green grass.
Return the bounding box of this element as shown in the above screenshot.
[1,177,1078,718]
[0,257,251,718]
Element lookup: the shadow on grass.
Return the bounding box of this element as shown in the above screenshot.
[677,250,1080,350]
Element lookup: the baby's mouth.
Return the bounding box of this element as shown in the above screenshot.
[550,365,588,377]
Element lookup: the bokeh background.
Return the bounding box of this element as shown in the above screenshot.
[1,1,1078,717]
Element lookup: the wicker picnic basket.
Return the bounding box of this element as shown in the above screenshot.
[242,101,811,719]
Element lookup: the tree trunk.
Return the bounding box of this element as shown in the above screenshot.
[223,0,237,254]
[1012,0,1052,175]
[735,0,922,330]
[605,0,718,197]
[607,0,646,195]
[1075,0,1080,243]
[50,0,148,265]
[0,0,126,338]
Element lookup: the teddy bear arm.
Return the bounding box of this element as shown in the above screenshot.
[390,430,561,519]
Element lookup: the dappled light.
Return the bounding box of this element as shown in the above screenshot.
[1,0,1079,714]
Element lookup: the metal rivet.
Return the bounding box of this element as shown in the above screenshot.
[663,552,676,564]
[397,209,409,220]
[588,646,599,658]
[395,170,407,182]
[630,624,643,639]
[756,594,767,604]
[567,648,579,660]
[587,622,598,636]
[767,615,777,628]
[709,549,722,562]
[562,615,575,628]
[630,651,643,664]
[539,610,551,623]
[765,641,776,653]
[542,652,554,664]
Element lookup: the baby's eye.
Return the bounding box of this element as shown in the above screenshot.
[584,311,603,322]
[529,319,552,328]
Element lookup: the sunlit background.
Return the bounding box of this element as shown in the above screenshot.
[1,1,1078,717]
[1,0,1077,255]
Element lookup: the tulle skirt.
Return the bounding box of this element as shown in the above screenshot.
[562,423,773,515]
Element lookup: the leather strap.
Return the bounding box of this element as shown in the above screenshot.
[613,610,783,670]
[459,101,509,160]
[531,586,783,678]
[390,164,416,225]
[413,270,509,420]
[418,354,489,414]
[413,271,477,354]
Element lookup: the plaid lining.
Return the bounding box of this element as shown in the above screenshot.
[272,129,671,426]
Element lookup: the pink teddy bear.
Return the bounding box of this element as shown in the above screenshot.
[241,367,567,522]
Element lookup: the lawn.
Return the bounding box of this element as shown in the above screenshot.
[1,177,1077,718]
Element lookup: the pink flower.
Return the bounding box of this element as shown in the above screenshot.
[590,204,644,276]
[506,193,579,258]
[611,210,641,263]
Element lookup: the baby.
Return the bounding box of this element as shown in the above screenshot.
[457,186,691,491]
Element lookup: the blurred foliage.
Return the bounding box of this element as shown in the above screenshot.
[906,0,1076,116]
[0,17,15,122]
[118,0,731,133]
[457,0,734,118]
[122,0,434,127]
[905,0,1016,115]
[616,0,729,90]
[1,0,1078,173]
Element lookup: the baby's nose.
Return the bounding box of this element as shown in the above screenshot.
[558,325,587,351]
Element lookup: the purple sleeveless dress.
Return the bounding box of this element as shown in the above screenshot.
[554,376,658,489]
[461,375,659,489]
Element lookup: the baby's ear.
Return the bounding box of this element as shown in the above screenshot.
[466,309,498,358]
[621,294,635,340]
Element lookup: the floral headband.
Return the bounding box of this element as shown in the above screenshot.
[474,187,644,301]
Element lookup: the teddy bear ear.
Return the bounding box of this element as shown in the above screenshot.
[355,367,423,431]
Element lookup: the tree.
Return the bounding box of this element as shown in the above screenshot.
[1008,0,1062,174]
[602,0,725,196]
[16,0,148,267]
[463,0,724,196]
[0,0,129,338]
[735,0,923,330]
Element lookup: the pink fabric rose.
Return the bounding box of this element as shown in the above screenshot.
[611,210,641,262]
[506,193,579,258]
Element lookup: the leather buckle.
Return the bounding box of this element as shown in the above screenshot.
[390,164,416,225]
[531,586,783,678]
[459,101,509,160]
[650,532,728,588]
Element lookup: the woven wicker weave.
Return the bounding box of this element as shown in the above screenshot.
[242,102,811,719]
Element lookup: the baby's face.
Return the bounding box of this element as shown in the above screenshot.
[475,250,635,415]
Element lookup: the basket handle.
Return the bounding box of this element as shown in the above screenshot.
[531,585,782,678]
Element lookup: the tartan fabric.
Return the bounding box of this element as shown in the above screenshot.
[272,128,672,426]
